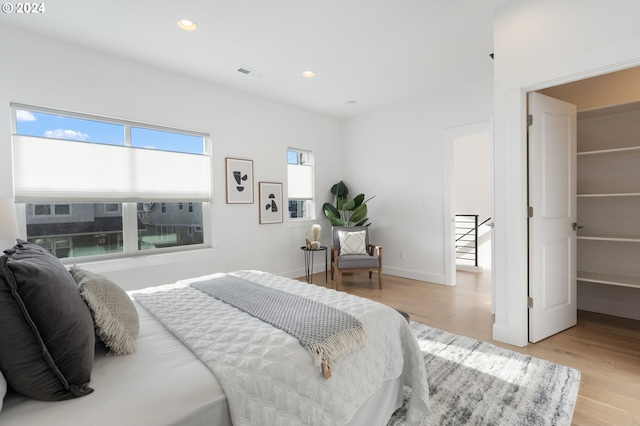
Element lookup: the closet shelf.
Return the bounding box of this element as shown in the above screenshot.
[577,145,640,156]
[577,271,640,289]
[577,234,640,242]
[577,192,640,198]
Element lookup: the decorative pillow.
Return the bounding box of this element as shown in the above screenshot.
[70,267,139,355]
[0,240,95,401]
[338,230,368,255]
[0,370,6,413]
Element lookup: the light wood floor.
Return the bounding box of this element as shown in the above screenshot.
[298,270,640,426]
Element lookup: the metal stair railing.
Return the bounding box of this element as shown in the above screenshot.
[455,215,491,267]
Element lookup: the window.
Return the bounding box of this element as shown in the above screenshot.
[26,202,124,257]
[33,203,71,216]
[34,204,51,216]
[287,148,314,220]
[12,104,211,260]
[104,203,120,213]
[32,203,71,216]
[137,202,204,251]
[54,204,71,215]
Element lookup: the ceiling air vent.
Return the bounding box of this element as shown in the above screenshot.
[237,67,265,78]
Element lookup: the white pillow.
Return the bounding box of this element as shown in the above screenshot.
[338,230,367,255]
[1,370,6,413]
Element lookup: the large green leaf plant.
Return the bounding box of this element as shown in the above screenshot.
[322,181,375,226]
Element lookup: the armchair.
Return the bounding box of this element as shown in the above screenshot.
[330,226,382,291]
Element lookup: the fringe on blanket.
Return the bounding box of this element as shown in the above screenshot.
[308,326,367,378]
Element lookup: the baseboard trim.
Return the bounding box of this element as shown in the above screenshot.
[456,264,484,273]
[382,266,445,285]
[281,266,446,287]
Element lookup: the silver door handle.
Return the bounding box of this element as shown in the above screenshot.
[572,223,583,231]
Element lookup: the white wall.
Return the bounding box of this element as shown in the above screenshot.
[0,24,342,290]
[341,76,493,284]
[454,134,491,221]
[493,0,640,346]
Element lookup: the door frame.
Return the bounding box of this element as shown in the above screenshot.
[494,59,640,347]
[442,121,492,288]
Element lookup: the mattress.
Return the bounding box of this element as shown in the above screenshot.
[0,300,232,426]
[0,273,413,425]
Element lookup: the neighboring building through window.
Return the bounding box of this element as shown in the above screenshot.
[12,104,211,260]
[287,148,314,219]
[33,203,71,216]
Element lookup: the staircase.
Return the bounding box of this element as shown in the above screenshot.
[455,214,491,272]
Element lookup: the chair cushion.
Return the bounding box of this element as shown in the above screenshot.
[337,254,379,269]
[338,230,367,255]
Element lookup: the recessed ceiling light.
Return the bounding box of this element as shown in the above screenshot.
[177,19,197,31]
[302,70,316,78]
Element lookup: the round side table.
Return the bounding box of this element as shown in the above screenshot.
[300,246,327,284]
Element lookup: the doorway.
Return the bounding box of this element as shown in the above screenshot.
[454,133,492,273]
[443,121,493,308]
[527,66,640,343]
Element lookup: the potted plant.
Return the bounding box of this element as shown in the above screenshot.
[322,181,375,226]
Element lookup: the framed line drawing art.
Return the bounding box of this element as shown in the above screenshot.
[225,158,253,204]
[259,182,283,224]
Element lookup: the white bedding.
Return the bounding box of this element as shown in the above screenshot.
[133,270,430,426]
[0,270,429,426]
[0,299,232,426]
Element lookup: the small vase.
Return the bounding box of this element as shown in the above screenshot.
[311,224,322,241]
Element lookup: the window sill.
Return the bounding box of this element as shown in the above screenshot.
[66,247,219,274]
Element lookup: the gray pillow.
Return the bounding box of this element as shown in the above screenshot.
[70,267,139,355]
[0,240,95,401]
[0,370,6,413]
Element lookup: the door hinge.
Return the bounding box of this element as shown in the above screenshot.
[528,297,534,308]
[528,206,533,218]
[527,114,533,126]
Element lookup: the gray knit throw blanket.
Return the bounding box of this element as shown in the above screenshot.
[191,275,366,372]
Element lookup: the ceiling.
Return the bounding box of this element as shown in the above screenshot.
[0,0,511,118]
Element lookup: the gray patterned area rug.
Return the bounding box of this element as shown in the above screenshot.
[388,322,581,426]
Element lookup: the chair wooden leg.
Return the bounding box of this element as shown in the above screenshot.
[378,269,383,289]
[369,271,373,279]
[335,271,340,291]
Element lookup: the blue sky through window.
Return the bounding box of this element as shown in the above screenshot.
[287,150,298,164]
[16,110,124,145]
[16,109,203,154]
[131,127,203,154]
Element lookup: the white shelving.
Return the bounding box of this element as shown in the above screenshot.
[576,102,640,289]
[577,234,640,243]
[577,145,640,157]
[577,193,640,198]
[576,271,640,289]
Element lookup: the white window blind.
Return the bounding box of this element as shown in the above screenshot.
[13,135,211,203]
[287,164,313,200]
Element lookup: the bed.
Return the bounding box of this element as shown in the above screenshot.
[0,242,429,426]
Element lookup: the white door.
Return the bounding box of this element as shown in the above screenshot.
[528,92,577,343]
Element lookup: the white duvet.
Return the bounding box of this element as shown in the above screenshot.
[132,270,429,426]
